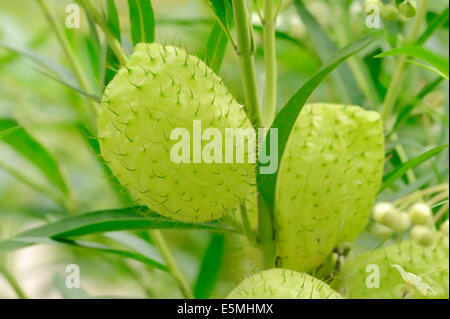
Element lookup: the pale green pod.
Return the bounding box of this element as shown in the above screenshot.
[227,268,343,299]
[336,238,449,299]
[98,43,255,222]
[275,104,384,272]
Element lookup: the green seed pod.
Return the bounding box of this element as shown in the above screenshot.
[441,220,449,237]
[382,4,399,21]
[336,239,449,299]
[411,225,435,247]
[227,269,343,299]
[275,104,384,272]
[98,43,255,223]
[399,0,416,18]
[364,0,384,13]
[408,202,432,225]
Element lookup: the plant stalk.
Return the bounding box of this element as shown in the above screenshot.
[261,0,278,127]
[36,0,97,115]
[232,0,263,128]
[149,230,194,299]
[82,0,128,66]
[0,264,27,299]
[381,0,431,125]
[257,193,275,269]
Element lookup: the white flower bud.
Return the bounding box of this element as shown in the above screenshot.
[390,213,412,233]
[408,203,432,225]
[411,225,435,247]
[373,202,395,223]
[371,222,394,239]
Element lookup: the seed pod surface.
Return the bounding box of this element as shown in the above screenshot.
[336,238,449,299]
[275,104,384,272]
[227,268,343,299]
[98,43,255,222]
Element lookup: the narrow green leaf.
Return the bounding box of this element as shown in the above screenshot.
[194,233,225,299]
[406,59,449,80]
[202,0,234,46]
[0,118,70,196]
[257,31,384,210]
[105,0,122,86]
[0,125,20,140]
[416,6,449,46]
[204,22,228,73]
[11,236,168,272]
[380,144,449,193]
[0,206,237,257]
[29,63,101,102]
[127,0,156,46]
[389,77,443,135]
[375,47,449,80]
[293,0,365,105]
[0,42,75,82]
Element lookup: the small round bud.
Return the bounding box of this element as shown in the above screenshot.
[376,208,410,232]
[399,0,416,18]
[371,222,394,239]
[411,225,435,247]
[440,219,449,237]
[382,4,399,21]
[373,202,395,222]
[364,0,383,14]
[408,202,432,225]
[391,212,412,233]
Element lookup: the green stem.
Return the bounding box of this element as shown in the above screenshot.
[82,0,128,66]
[232,0,263,128]
[0,264,27,299]
[36,0,97,115]
[149,230,193,299]
[261,0,278,127]
[0,159,68,211]
[381,0,430,125]
[240,204,257,246]
[257,193,274,269]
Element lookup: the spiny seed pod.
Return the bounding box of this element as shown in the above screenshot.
[364,0,383,13]
[399,0,416,18]
[408,202,432,225]
[382,4,399,21]
[336,238,449,299]
[441,220,449,237]
[98,43,255,223]
[275,104,384,272]
[227,269,343,299]
[411,225,435,247]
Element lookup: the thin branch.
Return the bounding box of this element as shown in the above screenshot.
[232,0,263,128]
[149,230,194,299]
